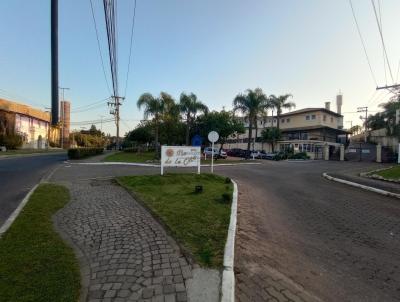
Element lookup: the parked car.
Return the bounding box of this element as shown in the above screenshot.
[203,147,227,159]
[263,152,277,160]
[250,150,266,159]
[226,148,243,157]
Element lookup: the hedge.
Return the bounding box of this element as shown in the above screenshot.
[0,134,23,149]
[67,148,104,159]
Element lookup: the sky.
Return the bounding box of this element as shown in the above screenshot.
[1,0,400,135]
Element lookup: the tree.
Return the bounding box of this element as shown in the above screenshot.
[233,88,269,153]
[269,94,295,129]
[137,93,165,157]
[261,127,281,153]
[366,113,386,131]
[379,96,400,136]
[196,110,245,150]
[349,125,362,135]
[179,93,208,145]
[125,123,154,145]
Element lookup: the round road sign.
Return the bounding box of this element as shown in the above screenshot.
[208,131,219,143]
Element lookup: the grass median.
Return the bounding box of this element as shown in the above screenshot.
[105,151,247,165]
[375,165,400,180]
[0,184,80,302]
[117,173,233,268]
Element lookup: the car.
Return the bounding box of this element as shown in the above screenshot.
[203,147,227,159]
[262,152,277,160]
[250,150,264,159]
[227,148,245,157]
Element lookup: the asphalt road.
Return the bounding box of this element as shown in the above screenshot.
[0,153,67,226]
[216,161,400,302]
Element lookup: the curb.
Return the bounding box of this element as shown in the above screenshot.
[322,173,400,199]
[0,184,39,237]
[221,179,238,302]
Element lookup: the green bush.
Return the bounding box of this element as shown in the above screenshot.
[0,134,23,149]
[288,152,310,160]
[67,147,103,159]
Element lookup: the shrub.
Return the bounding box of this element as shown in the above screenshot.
[67,148,103,159]
[221,192,231,204]
[288,152,310,160]
[224,177,231,184]
[0,134,23,149]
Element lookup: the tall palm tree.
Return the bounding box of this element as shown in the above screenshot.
[137,93,164,157]
[233,88,269,153]
[179,93,209,145]
[269,94,295,130]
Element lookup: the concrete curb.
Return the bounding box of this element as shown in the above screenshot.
[322,172,400,199]
[0,184,39,237]
[221,179,238,302]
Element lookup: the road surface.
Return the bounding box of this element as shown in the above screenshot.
[216,161,400,302]
[0,153,66,226]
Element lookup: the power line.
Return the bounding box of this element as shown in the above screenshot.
[70,97,110,112]
[348,0,377,86]
[89,0,112,95]
[371,0,394,84]
[123,0,137,97]
[377,0,387,85]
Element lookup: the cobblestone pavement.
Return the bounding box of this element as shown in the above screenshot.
[217,161,400,302]
[54,179,193,302]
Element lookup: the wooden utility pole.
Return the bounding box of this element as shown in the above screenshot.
[357,106,368,143]
[108,96,124,150]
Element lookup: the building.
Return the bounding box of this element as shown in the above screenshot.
[60,100,71,148]
[223,96,349,159]
[0,98,63,149]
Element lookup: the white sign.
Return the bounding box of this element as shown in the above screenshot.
[208,131,219,143]
[161,146,201,175]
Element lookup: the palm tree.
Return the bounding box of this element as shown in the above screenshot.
[269,94,295,130]
[137,93,164,157]
[179,93,209,145]
[233,88,269,153]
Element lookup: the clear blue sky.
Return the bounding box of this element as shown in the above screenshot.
[1,0,399,135]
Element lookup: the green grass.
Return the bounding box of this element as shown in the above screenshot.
[104,151,157,163]
[375,165,400,180]
[118,173,233,268]
[0,184,80,302]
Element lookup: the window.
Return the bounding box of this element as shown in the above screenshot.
[330,117,334,123]
[306,115,310,120]
[286,118,290,123]
[311,114,316,120]
[323,115,326,122]
[281,119,285,123]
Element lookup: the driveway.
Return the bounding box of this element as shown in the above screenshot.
[216,161,400,302]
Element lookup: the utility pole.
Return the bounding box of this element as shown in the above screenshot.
[108,96,124,150]
[357,106,368,143]
[59,87,70,102]
[51,0,59,126]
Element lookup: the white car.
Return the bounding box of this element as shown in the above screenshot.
[203,147,227,159]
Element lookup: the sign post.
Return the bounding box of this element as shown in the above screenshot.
[208,131,219,173]
[398,143,400,164]
[161,146,201,175]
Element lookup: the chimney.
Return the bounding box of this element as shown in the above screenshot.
[336,93,343,115]
[325,101,331,111]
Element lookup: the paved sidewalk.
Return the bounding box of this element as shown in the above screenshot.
[54,179,192,302]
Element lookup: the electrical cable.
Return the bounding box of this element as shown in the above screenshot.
[123,0,137,97]
[371,0,394,84]
[89,0,112,95]
[348,0,378,87]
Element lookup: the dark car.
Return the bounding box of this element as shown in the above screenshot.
[227,148,245,157]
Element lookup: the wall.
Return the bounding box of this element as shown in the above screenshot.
[15,113,48,149]
[369,128,399,153]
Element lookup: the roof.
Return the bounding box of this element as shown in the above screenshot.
[280,108,343,118]
[0,98,50,122]
[281,125,350,134]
